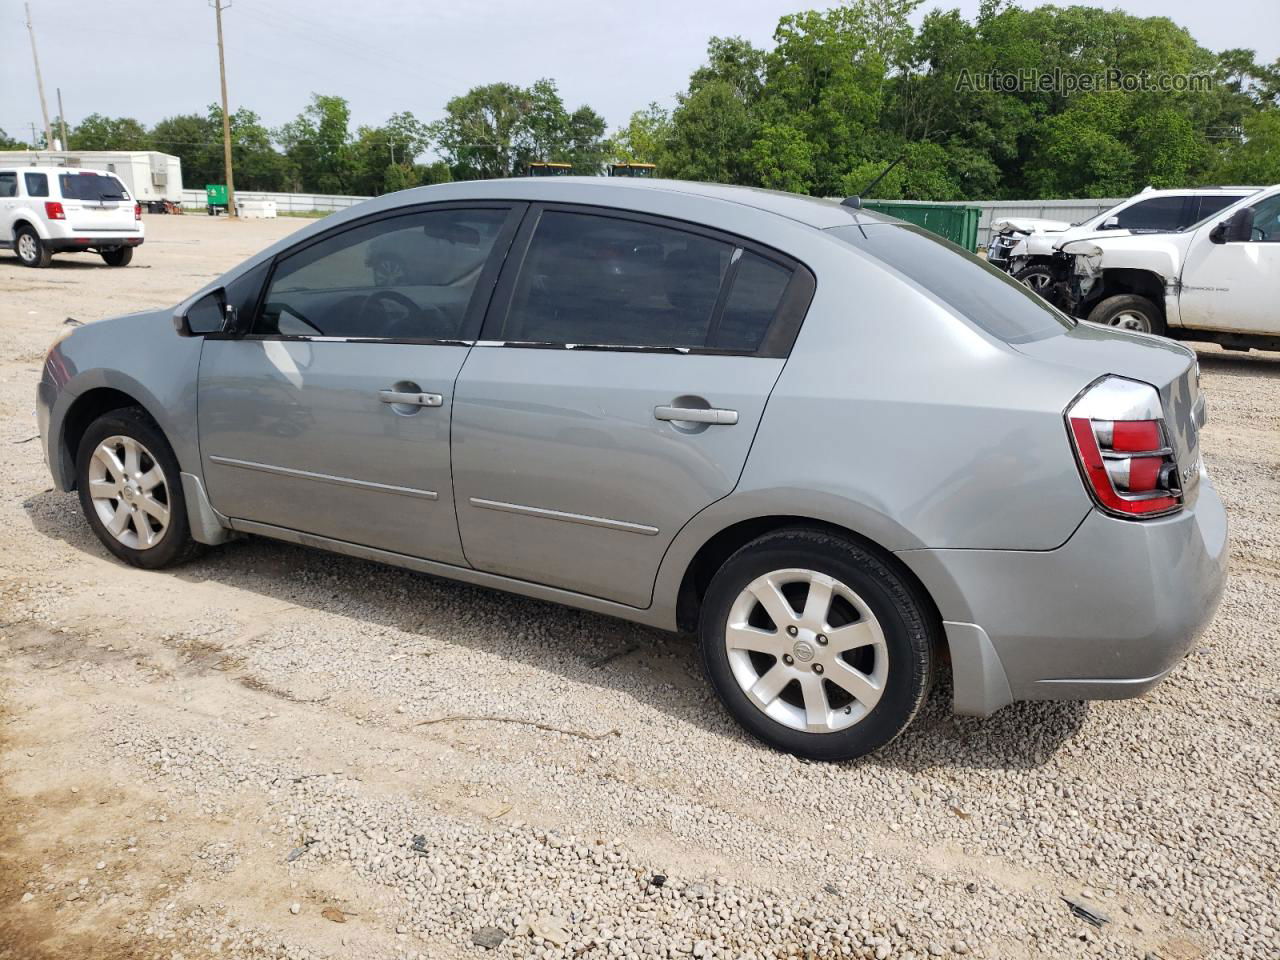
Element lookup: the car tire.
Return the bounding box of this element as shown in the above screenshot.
[1012,262,1056,299]
[101,247,133,267]
[698,527,936,761]
[1086,294,1167,336]
[15,226,52,268]
[75,407,202,570]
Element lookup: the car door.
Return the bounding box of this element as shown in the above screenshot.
[197,203,522,564]
[1177,192,1280,334]
[450,205,813,607]
[0,171,17,241]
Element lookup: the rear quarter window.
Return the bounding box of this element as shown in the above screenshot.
[827,223,1074,344]
[24,173,49,197]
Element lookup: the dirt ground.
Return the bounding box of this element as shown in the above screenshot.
[1,215,1277,960]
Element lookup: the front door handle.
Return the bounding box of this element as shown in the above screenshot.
[379,389,442,407]
[654,405,738,425]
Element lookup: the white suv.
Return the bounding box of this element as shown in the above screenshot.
[0,166,145,268]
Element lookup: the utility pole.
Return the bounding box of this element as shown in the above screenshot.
[211,0,237,219]
[57,88,69,151]
[24,2,54,150]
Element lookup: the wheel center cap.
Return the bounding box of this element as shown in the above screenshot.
[792,639,815,663]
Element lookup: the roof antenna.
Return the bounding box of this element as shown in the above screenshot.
[841,155,905,209]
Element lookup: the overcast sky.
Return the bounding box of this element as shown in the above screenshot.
[2,0,1276,147]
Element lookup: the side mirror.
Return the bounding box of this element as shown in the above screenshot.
[1210,207,1255,244]
[173,288,241,337]
[1100,216,1119,229]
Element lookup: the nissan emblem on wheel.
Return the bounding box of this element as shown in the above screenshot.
[37,178,1227,761]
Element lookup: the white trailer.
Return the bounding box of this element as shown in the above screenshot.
[0,151,183,212]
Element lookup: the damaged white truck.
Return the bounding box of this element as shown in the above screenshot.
[1053,185,1280,351]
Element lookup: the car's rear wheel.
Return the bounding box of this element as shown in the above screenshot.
[75,407,201,569]
[101,246,133,267]
[15,226,51,268]
[1086,294,1167,336]
[699,528,935,761]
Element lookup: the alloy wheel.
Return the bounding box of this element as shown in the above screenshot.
[17,233,37,263]
[723,568,888,733]
[1018,269,1053,295]
[87,435,171,550]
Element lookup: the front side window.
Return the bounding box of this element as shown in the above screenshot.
[1114,196,1185,232]
[1245,194,1280,243]
[58,173,129,201]
[24,173,49,197]
[0,173,15,198]
[256,208,508,339]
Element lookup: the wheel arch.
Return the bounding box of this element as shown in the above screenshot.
[12,217,46,241]
[55,381,167,490]
[1088,268,1167,316]
[670,513,945,650]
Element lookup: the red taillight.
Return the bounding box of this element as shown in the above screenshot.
[134,202,142,220]
[1066,377,1182,519]
[45,201,65,220]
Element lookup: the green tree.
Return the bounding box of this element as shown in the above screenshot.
[1207,111,1280,184]
[609,103,673,167]
[276,95,354,192]
[0,127,29,149]
[350,112,432,195]
[70,114,151,151]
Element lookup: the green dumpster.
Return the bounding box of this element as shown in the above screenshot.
[205,184,229,216]
[860,202,982,252]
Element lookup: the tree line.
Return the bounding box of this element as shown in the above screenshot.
[2,0,1277,200]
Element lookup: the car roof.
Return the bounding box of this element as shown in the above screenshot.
[1134,186,1264,196]
[392,177,894,230]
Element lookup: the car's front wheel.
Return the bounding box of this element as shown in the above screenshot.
[101,246,134,267]
[1086,294,1167,336]
[699,528,935,761]
[75,407,201,569]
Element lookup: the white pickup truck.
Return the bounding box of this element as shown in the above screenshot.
[1056,184,1280,351]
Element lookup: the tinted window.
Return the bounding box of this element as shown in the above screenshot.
[1246,194,1280,243]
[1194,194,1245,223]
[503,211,737,348]
[714,252,792,351]
[1114,197,1184,232]
[58,173,129,201]
[24,173,49,197]
[257,208,507,339]
[828,223,1073,344]
[0,173,15,198]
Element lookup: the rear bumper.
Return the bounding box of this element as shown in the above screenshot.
[46,235,144,252]
[899,472,1228,715]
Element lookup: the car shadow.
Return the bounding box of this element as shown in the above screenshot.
[22,488,1086,771]
[1194,348,1280,378]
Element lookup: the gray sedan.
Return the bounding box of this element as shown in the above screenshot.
[36,178,1227,760]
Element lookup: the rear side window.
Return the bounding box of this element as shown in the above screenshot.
[256,208,508,339]
[58,173,130,201]
[1113,196,1184,232]
[24,173,49,197]
[1193,194,1245,223]
[0,173,15,198]
[499,210,797,353]
[828,223,1073,344]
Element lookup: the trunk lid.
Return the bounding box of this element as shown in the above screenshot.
[1012,322,1203,496]
[58,171,138,233]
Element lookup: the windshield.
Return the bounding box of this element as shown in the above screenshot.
[58,173,130,202]
[827,223,1074,344]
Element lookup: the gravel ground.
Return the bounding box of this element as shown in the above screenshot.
[0,215,1277,960]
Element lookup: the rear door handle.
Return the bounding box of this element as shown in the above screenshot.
[379,390,443,407]
[654,405,738,425]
